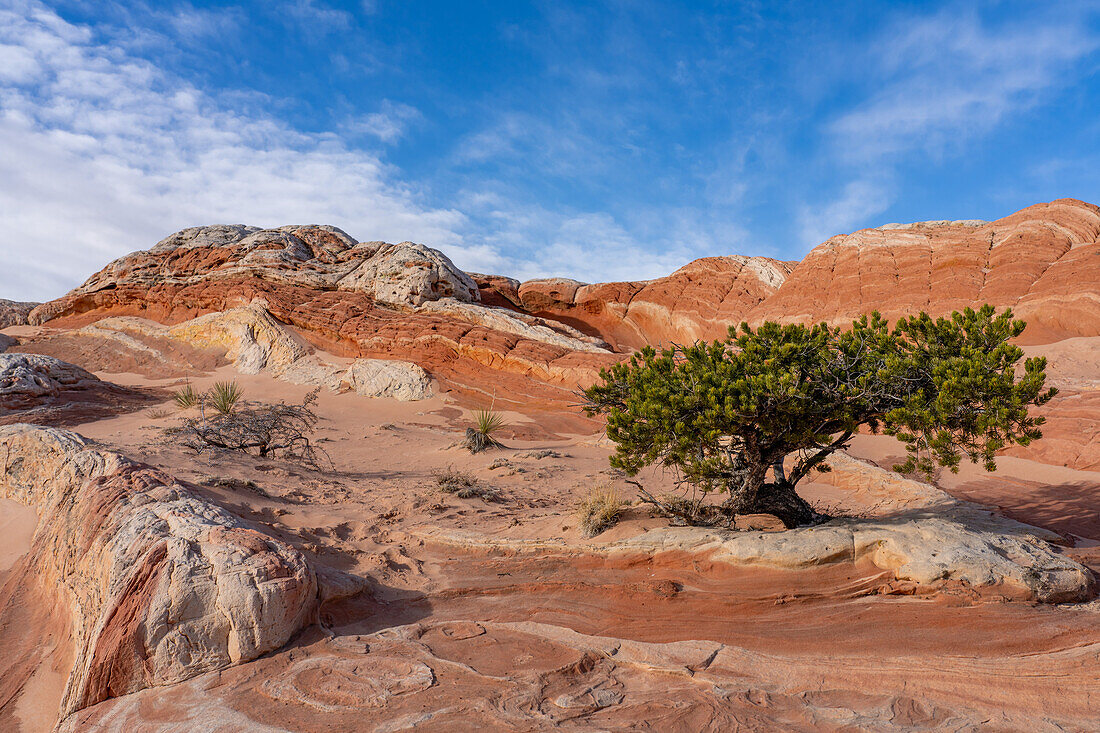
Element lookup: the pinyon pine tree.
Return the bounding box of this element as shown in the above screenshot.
[583,305,1055,528]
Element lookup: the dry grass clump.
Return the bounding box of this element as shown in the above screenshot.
[463,407,507,453]
[435,466,502,501]
[577,483,627,538]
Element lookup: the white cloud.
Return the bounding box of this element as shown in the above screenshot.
[831,8,1099,160]
[0,0,774,303]
[346,100,422,143]
[797,179,893,249]
[0,0,468,301]
[282,0,352,31]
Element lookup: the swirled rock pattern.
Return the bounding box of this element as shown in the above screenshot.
[0,424,317,717]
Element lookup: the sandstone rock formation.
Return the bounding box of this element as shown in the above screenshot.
[0,353,156,425]
[0,300,36,329]
[25,226,619,412]
[345,358,433,400]
[27,225,478,326]
[58,612,1100,732]
[167,301,309,375]
[18,198,1100,433]
[9,317,224,379]
[746,199,1100,344]
[473,199,1100,350]
[419,453,1095,603]
[506,256,793,350]
[0,354,101,411]
[0,424,317,717]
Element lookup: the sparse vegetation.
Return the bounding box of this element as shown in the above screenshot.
[165,388,328,468]
[209,380,243,415]
[577,483,626,537]
[584,306,1056,528]
[173,382,201,409]
[463,407,507,453]
[434,466,502,501]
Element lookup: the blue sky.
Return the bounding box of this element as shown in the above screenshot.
[2,0,1099,301]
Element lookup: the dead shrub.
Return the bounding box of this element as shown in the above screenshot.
[164,388,328,469]
[434,466,502,501]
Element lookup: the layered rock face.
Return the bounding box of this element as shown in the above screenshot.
[0,299,37,328]
[473,199,1100,349]
[746,199,1100,344]
[0,424,317,717]
[26,226,618,410]
[422,451,1095,604]
[29,225,479,321]
[489,256,793,350]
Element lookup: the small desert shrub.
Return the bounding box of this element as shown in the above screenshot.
[435,466,502,501]
[173,382,201,409]
[463,407,507,453]
[165,388,327,468]
[577,484,626,538]
[209,380,243,415]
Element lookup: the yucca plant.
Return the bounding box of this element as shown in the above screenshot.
[173,382,201,409]
[463,407,507,453]
[209,380,243,415]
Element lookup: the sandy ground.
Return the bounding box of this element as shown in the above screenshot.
[4,350,1100,730]
[0,500,35,574]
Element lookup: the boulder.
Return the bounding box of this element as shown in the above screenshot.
[166,301,309,374]
[337,241,480,306]
[0,352,104,410]
[0,424,318,716]
[345,358,433,401]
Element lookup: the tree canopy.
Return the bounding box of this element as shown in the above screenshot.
[582,305,1056,528]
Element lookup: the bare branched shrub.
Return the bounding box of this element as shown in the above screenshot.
[434,466,502,501]
[577,483,626,537]
[165,388,328,468]
[463,407,507,453]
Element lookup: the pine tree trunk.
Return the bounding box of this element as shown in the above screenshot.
[749,480,815,528]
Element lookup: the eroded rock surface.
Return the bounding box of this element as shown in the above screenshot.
[511,256,793,350]
[419,453,1095,603]
[25,226,619,410]
[345,358,433,400]
[0,300,37,329]
[748,199,1100,344]
[0,424,317,717]
[0,353,157,425]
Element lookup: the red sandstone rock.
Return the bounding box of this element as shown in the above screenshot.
[515,256,792,350]
[747,199,1100,344]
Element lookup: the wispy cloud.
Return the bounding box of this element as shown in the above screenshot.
[797,179,894,248]
[281,0,352,30]
[346,100,422,143]
[831,7,1099,161]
